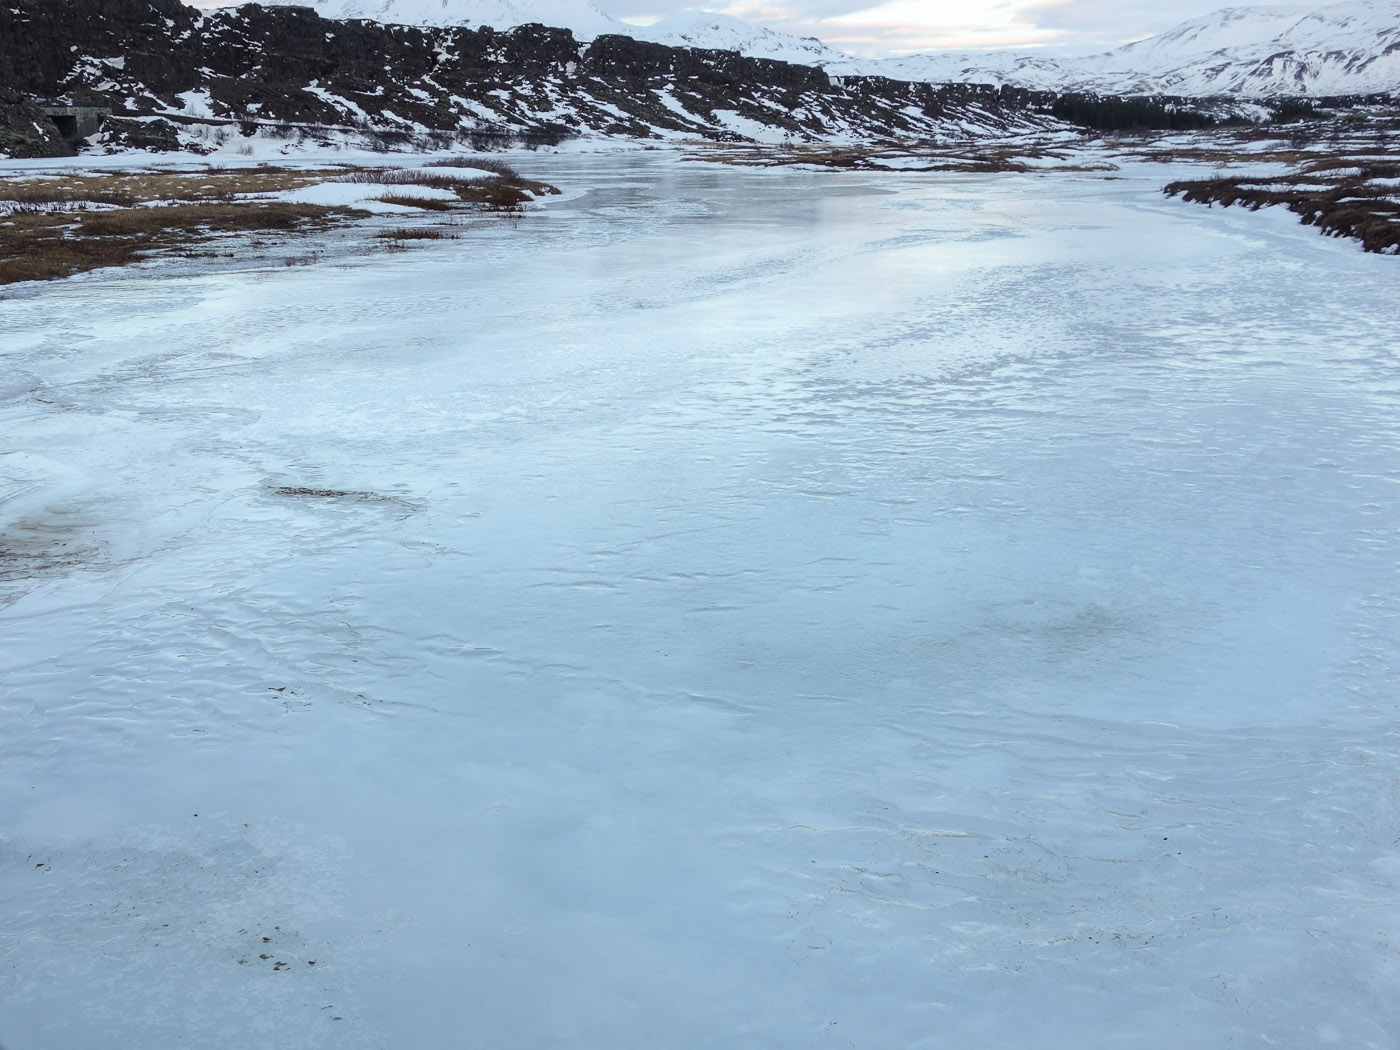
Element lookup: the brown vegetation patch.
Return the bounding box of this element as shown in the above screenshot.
[422,157,517,176]
[0,160,557,285]
[375,227,449,240]
[336,161,558,211]
[1165,160,1400,254]
[1,166,338,209]
[0,201,361,284]
[373,194,453,211]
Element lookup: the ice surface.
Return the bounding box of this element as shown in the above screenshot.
[2,154,1399,1049]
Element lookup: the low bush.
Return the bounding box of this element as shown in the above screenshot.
[423,156,518,178]
[375,228,448,239]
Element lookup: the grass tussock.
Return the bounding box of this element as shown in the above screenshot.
[422,156,518,176]
[373,194,454,211]
[336,168,472,189]
[2,184,138,208]
[376,227,450,240]
[335,161,558,211]
[0,167,339,210]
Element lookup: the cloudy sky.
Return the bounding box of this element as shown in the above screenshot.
[198,0,1332,56]
[638,0,1301,54]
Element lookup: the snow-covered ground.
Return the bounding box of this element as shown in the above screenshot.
[2,153,1398,1048]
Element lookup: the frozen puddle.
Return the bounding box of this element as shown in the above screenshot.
[1,153,1398,1048]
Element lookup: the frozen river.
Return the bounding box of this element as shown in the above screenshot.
[2,153,1398,1048]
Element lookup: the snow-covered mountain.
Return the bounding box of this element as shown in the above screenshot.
[248,0,1400,97]
[845,0,1400,96]
[1100,0,1400,94]
[630,11,848,66]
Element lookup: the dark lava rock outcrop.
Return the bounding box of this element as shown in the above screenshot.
[0,88,74,157]
[1,0,1063,153]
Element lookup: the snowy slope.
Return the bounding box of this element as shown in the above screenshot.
[630,11,847,66]
[1098,0,1400,94]
[837,0,1400,96]
[251,0,845,59]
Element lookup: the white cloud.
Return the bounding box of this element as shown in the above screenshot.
[646,0,1309,54]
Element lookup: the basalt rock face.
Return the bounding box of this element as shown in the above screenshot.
[1,0,1063,153]
[0,88,75,157]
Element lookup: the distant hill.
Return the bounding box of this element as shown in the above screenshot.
[254,0,1400,97]
[848,1,1400,97]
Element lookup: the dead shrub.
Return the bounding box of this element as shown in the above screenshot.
[375,228,447,239]
[423,156,519,178]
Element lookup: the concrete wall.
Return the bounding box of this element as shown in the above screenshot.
[36,103,111,143]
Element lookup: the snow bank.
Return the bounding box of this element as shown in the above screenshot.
[270,180,459,211]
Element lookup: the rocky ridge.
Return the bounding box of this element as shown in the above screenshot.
[0,0,1063,157]
[251,0,1400,98]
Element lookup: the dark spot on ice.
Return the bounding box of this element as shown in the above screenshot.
[272,485,412,508]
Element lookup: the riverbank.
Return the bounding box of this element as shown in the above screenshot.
[0,158,557,285]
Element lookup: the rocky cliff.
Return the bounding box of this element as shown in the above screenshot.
[0,0,1062,155]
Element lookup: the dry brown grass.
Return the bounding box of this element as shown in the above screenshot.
[0,162,559,285]
[376,227,450,240]
[336,169,466,188]
[0,201,362,284]
[0,167,340,210]
[422,156,518,176]
[337,163,557,211]
[1165,161,1400,254]
[2,185,138,208]
[374,194,454,211]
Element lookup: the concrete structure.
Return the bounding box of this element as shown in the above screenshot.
[34,100,112,144]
